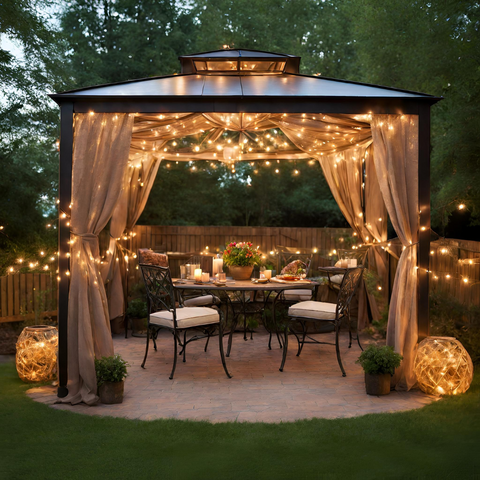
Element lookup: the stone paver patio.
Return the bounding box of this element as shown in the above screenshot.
[27,330,438,423]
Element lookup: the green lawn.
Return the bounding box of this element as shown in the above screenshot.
[1,361,479,480]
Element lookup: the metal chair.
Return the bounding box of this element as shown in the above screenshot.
[139,263,231,379]
[279,267,364,377]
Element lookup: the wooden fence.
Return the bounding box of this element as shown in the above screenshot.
[429,238,480,306]
[116,225,353,281]
[2,231,479,324]
[388,238,480,307]
[0,273,57,323]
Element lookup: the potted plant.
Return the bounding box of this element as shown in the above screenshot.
[95,354,129,404]
[223,242,261,280]
[126,298,148,336]
[356,345,403,395]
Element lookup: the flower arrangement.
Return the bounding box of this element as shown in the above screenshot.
[223,242,261,267]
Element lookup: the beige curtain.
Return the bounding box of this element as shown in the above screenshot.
[62,112,134,405]
[102,153,162,319]
[364,145,389,320]
[371,114,419,390]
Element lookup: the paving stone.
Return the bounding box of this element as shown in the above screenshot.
[26,330,437,423]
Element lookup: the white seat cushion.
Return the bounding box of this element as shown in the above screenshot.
[183,295,220,307]
[330,274,344,285]
[150,307,219,329]
[283,289,313,301]
[288,301,337,320]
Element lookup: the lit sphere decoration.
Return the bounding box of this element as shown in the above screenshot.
[16,325,58,383]
[414,336,473,396]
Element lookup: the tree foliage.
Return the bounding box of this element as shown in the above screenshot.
[346,0,480,232]
[2,0,480,260]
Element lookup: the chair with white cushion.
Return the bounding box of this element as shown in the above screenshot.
[139,263,231,380]
[279,267,364,377]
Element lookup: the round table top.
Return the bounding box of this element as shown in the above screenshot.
[173,279,318,292]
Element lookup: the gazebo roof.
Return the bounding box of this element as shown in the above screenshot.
[50,73,437,100]
[50,48,441,113]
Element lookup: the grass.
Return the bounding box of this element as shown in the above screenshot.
[1,361,479,480]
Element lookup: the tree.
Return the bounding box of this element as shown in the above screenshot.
[60,0,197,87]
[192,0,355,78]
[0,0,66,274]
[346,0,480,235]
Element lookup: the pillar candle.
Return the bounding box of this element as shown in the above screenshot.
[263,270,272,280]
[201,272,210,283]
[213,258,224,275]
[194,268,202,282]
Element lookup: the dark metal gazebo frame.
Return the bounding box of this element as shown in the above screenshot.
[50,49,441,398]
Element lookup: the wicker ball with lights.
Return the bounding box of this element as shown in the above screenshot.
[16,326,58,383]
[414,337,473,396]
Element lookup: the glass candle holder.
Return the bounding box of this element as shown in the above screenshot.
[201,272,210,283]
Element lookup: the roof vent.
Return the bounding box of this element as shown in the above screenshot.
[179,49,300,75]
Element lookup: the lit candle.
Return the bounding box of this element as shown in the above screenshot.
[201,272,210,283]
[213,258,224,275]
[349,258,357,267]
[263,270,272,280]
[194,268,202,282]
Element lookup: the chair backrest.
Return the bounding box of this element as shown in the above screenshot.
[337,246,369,266]
[276,245,313,276]
[139,263,176,314]
[336,267,364,318]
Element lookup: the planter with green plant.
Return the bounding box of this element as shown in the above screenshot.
[356,345,403,395]
[95,354,129,404]
[223,242,261,280]
[126,298,148,336]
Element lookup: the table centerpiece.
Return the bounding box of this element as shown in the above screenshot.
[223,242,261,280]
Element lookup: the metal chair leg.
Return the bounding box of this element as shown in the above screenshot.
[297,321,307,356]
[204,331,211,352]
[141,325,151,368]
[357,325,363,351]
[335,323,346,377]
[279,324,289,372]
[227,316,237,357]
[348,313,353,348]
[169,332,178,380]
[183,331,187,363]
[268,331,272,350]
[219,319,232,378]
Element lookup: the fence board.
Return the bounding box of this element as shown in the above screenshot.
[1,276,7,317]
[0,272,58,323]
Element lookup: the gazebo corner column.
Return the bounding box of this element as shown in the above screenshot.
[417,104,431,340]
[57,102,74,398]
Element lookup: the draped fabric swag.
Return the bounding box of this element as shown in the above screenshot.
[61,113,134,405]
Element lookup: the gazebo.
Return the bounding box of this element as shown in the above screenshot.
[50,49,441,405]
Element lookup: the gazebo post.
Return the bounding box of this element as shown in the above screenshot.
[417,104,431,340]
[57,102,74,398]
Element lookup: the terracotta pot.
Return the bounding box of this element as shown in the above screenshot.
[228,265,254,280]
[99,381,124,404]
[365,373,391,395]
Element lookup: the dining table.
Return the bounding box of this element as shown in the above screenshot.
[173,278,319,356]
